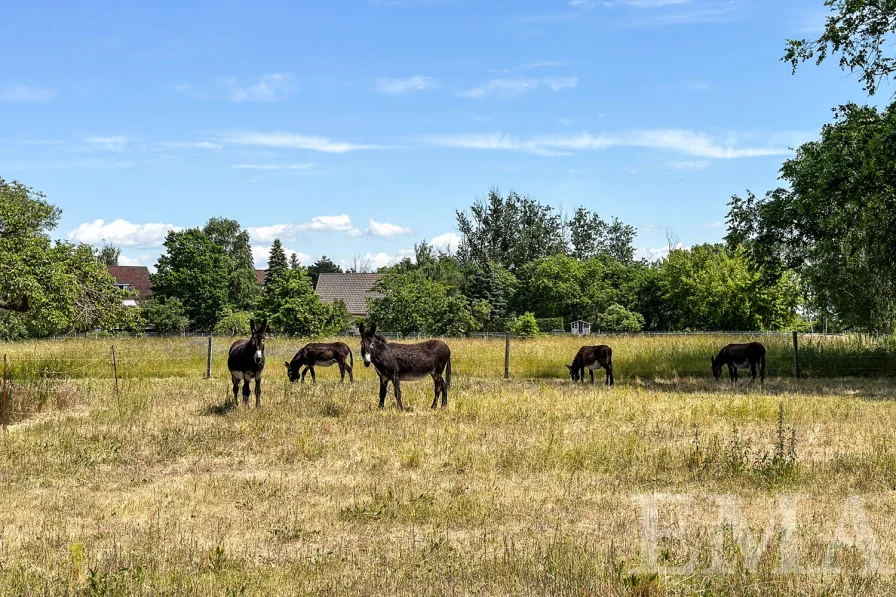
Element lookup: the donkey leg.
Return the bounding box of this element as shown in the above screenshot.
[242,378,251,405]
[309,367,316,383]
[750,363,757,386]
[339,363,346,382]
[346,363,354,383]
[231,373,241,406]
[300,366,309,383]
[393,376,404,411]
[441,377,449,408]
[378,376,388,409]
[254,376,262,408]
[589,369,595,384]
[431,374,440,410]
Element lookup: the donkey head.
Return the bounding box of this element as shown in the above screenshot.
[249,319,267,366]
[565,364,580,382]
[710,355,722,380]
[358,322,378,367]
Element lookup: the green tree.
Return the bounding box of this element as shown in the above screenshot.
[142,297,189,335]
[256,267,346,337]
[595,303,645,332]
[784,0,896,96]
[307,255,342,287]
[203,217,259,310]
[289,253,301,270]
[511,312,540,337]
[658,244,802,331]
[213,307,253,336]
[727,102,896,332]
[0,178,126,338]
[96,243,120,266]
[152,228,230,331]
[265,239,289,288]
[466,260,508,319]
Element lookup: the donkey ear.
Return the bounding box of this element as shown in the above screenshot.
[564,364,573,371]
[284,361,290,369]
[262,321,269,333]
[250,318,256,331]
[369,323,377,336]
[358,322,365,335]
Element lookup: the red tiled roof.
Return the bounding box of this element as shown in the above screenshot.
[256,269,268,284]
[107,266,152,299]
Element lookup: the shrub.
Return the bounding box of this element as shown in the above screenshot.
[512,312,541,337]
[595,304,645,333]
[142,297,190,335]
[214,308,253,336]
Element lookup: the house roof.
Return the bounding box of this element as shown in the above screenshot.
[255,269,268,284]
[314,273,383,315]
[107,266,152,299]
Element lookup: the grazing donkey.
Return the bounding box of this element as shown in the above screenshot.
[358,323,452,410]
[284,342,354,383]
[711,342,766,385]
[566,345,614,386]
[228,319,267,407]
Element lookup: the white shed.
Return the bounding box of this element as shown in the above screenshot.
[570,320,591,336]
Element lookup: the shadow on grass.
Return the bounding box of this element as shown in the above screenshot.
[200,398,238,416]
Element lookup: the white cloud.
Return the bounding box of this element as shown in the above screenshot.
[376,76,435,94]
[118,253,157,271]
[251,245,311,268]
[0,84,58,102]
[161,141,222,150]
[366,219,413,237]
[430,232,461,253]
[86,136,131,151]
[423,129,793,159]
[67,219,182,248]
[226,73,296,103]
[458,76,578,98]
[642,224,659,233]
[223,131,381,153]
[231,163,315,170]
[248,214,360,243]
[636,241,684,262]
[703,221,724,228]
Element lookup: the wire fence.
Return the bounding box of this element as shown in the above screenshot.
[2,331,896,428]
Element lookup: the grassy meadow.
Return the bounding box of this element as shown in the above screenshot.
[1,335,896,595]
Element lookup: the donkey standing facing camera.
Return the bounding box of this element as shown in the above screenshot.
[228,319,267,407]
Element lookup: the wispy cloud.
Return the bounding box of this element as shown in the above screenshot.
[458,76,579,98]
[223,131,382,153]
[0,84,58,103]
[248,215,361,243]
[703,221,724,228]
[489,60,568,74]
[252,245,311,268]
[226,73,296,103]
[160,141,222,150]
[68,219,182,248]
[366,219,413,237]
[231,163,315,170]
[1,159,135,171]
[642,224,659,232]
[376,75,435,94]
[422,129,793,159]
[86,136,131,151]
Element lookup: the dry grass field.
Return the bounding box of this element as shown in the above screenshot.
[1,335,896,596]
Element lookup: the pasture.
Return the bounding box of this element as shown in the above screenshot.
[1,335,896,595]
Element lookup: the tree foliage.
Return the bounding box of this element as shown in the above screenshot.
[142,297,190,335]
[727,102,896,332]
[152,229,230,331]
[96,243,120,266]
[0,178,127,339]
[203,217,259,310]
[256,257,347,337]
[784,0,896,96]
[307,255,342,287]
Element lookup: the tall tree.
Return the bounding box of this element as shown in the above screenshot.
[0,178,125,338]
[265,239,289,287]
[569,207,606,260]
[784,0,896,96]
[307,255,342,287]
[152,228,230,331]
[96,243,120,266]
[256,266,347,337]
[202,217,258,310]
[727,101,896,332]
[289,253,301,270]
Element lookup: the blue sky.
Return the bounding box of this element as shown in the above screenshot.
[0,0,867,270]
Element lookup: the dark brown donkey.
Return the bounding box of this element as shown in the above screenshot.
[228,319,267,407]
[284,342,354,383]
[565,345,614,386]
[359,323,452,410]
[711,342,766,385]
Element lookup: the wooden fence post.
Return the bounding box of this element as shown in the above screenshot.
[504,334,511,379]
[792,331,800,379]
[207,336,213,379]
[2,354,7,433]
[111,345,120,410]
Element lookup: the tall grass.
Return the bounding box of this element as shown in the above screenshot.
[3,333,895,381]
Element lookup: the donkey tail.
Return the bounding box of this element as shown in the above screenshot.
[446,355,452,389]
[349,348,354,368]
